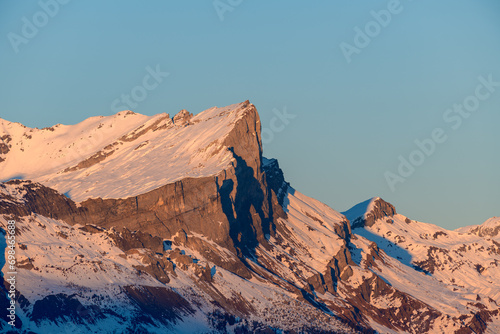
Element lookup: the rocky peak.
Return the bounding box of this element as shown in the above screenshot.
[343,197,396,229]
[0,101,275,273]
[460,217,500,238]
[172,109,193,125]
[115,110,137,117]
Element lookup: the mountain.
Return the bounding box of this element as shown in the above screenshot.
[456,217,500,239]
[1,101,499,333]
[345,198,500,332]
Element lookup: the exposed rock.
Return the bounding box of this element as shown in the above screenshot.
[324,243,356,293]
[307,273,326,294]
[466,217,500,238]
[108,227,164,253]
[119,114,172,142]
[349,198,397,229]
[168,249,194,270]
[0,134,11,155]
[17,258,35,270]
[413,246,452,274]
[172,109,193,126]
[62,148,115,173]
[2,101,499,333]
[172,229,188,246]
[262,158,289,207]
[0,180,80,220]
[0,106,279,281]
[193,263,213,282]
[133,251,174,284]
[78,224,106,234]
[363,242,384,270]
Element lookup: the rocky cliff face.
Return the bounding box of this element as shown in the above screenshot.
[344,197,396,229]
[1,102,499,333]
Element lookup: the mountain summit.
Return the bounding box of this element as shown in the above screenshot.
[456,217,500,238]
[342,197,396,228]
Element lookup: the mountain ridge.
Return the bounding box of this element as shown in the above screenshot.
[0,101,258,202]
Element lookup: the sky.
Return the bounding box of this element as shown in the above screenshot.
[1,0,499,230]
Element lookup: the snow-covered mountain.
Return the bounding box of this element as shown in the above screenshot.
[1,102,499,333]
[345,198,500,332]
[456,217,500,239]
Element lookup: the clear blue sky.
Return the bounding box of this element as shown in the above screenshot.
[1,0,499,230]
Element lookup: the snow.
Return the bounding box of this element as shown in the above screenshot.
[273,187,347,273]
[481,217,500,229]
[340,196,500,331]
[0,201,355,333]
[0,214,163,302]
[341,197,379,223]
[0,181,37,204]
[0,102,250,202]
[350,209,500,316]
[455,217,500,239]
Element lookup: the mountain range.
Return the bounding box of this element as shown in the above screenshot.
[1,101,499,333]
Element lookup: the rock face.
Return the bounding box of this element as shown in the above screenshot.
[458,217,500,238]
[262,157,289,207]
[1,102,500,333]
[344,197,396,229]
[0,180,80,219]
[347,197,500,334]
[0,134,11,155]
[172,109,193,125]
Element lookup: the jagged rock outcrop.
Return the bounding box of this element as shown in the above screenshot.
[345,197,396,229]
[460,217,500,238]
[108,227,164,253]
[172,109,192,125]
[0,134,11,155]
[324,243,356,293]
[0,180,80,219]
